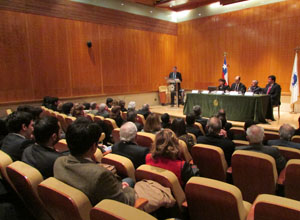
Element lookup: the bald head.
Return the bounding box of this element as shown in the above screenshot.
[252,80,258,87]
[207,117,222,135]
[235,76,241,84]
[279,124,295,141]
[120,122,137,142]
[246,125,264,144]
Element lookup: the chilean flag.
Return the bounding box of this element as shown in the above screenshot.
[222,57,229,85]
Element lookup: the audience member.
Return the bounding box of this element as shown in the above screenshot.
[217,109,232,131]
[217,78,230,91]
[83,102,91,113]
[97,103,110,118]
[197,117,235,166]
[22,116,64,179]
[161,113,171,129]
[90,102,99,115]
[71,104,85,118]
[171,118,195,153]
[137,104,151,120]
[110,106,124,128]
[268,124,300,150]
[44,96,59,111]
[0,118,8,147]
[186,113,202,138]
[263,75,281,107]
[54,120,135,206]
[112,122,149,169]
[236,125,286,173]
[143,113,162,134]
[1,112,34,161]
[146,129,199,186]
[126,110,143,131]
[106,98,113,108]
[61,102,74,116]
[193,105,207,128]
[119,100,127,112]
[128,101,136,111]
[233,120,257,141]
[17,105,43,120]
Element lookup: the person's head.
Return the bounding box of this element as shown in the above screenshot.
[119,100,125,108]
[128,101,136,111]
[151,129,180,160]
[173,66,177,72]
[17,105,42,120]
[246,125,264,144]
[193,105,202,117]
[61,102,74,115]
[251,80,258,87]
[235,76,241,84]
[82,103,91,111]
[161,113,170,124]
[66,121,101,157]
[244,120,257,132]
[207,117,222,135]
[33,116,60,147]
[144,113,161,133]
[171,118,187,137]
[110,105,121,118]
[219,78,226,86]
[6,111,34,139]
[0,119,8,137]
[217,109,227,128]
[279,124,295,141]
[71,104,85,118]
[90,102,98,110]
[186,113,196,126]
[142,104,150,111]
[120,122,137,142]
[99,103,107,112]
[127,111,137,123]
[106,98,113,107]
[268,75,276,84]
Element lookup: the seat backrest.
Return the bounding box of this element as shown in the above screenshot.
[6,109,12,116]
[56,113,68,133]
[232,150,278,203]
[99,132,106,143]
[104,118,118,129]
[90,199,157,220]
[54,139,69,153]
[121,112,127,120]
[86,113,95,122]
[276,146,300,161]
[92,148,103,163]
[194,122,205,136]
[187,133,197,143]
[264,131,280,141]
[192,144,228,182]
[101,154,136,182]
[112,128,121,143]
[0,150,16,192]
[6,161,51,219]
[185,177,250,220]
[136,114,146,126]
[94,115,104,122]
[250,194,300,220]
[291,135,300,144]
[284,159,300,201]
[179,140,192,163]
[136,132,155,148]
[65,116,76,127]
[230,127,245,136]
[38,177,92,220]
[233,140,249,147]
[135,164,185,209]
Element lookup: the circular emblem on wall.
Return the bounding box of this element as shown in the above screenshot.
[213,99,218,107]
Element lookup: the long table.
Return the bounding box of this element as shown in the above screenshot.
[183,93,274,123]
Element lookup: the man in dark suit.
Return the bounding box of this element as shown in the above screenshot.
[169,66,182,106]
[197,117,235,166]
[54,120,136,206]
[22,116,65,179]
[96,103,110,118]
[126,110,143,131]
[263,75,281,106]
[193,105,208,129]
[217,78,230,91]
[186,113,202,138]
[1,111,34,161]
[112,122,149,169]
[236,125,286,173]
[268,124,300,150]
[137,104,151,120]
[161,113,171,129]
[231,76,246,93]
[248,80,262,94]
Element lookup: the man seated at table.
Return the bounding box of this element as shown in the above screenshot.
[263,75,281,107]
[217,78,230,91]
[230,76,246,93]
[236,125,286,173]
[267,124,300,150]
[248,80,262,94]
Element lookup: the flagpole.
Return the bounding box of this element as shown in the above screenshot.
[291,47,300,113]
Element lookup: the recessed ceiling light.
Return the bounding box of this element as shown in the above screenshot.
[150,11,153,13]
[198,13,202,16]
[121,3,124,6]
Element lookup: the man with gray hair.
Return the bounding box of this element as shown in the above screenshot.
[193,105,207,128]
[248,80,262,94]
[267,124,300,150]
[127,101,136,111]
[137,104,151,120]
[96,103,109,118]
[236,125,286,173]
[112,122,149,169]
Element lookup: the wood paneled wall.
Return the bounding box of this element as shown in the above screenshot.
[177,0,300,92]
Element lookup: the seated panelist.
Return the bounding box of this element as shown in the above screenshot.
[248,80,262,94]
[217,78,230,91]
[263,75,281,107]
[230,76,246,93]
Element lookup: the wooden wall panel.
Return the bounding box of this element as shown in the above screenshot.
[0,11,34,102]
[177,0,300,92]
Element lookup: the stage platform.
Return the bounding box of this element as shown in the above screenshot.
[150,105,300,132]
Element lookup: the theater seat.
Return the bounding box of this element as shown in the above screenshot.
[90,199,157,220]
[65,116,76,127]
[276,146,300,161]
[136,132,155,148]
[38,177,92,220]
[0,150,17,192]
[121,111,127,120]
[54,139,68,153]
[137,114,146,126]
[233,140,249,147]
[247,194,300,220]
[192,144,228,182]
[92,148,103,163]
[179,140,192,163]
[187,133,197,143]
[56,113,68,133]
[185,177,251,220]
[6,161,51,219]
[194,122,205,136]
[99,132,106,143]
[291,135,300,143]
[135,164,186,210]
[94,115,104,122]
[232,150,278,203]
[112,128,121,143]
[284,159,300,201]
[86,113,94,122]
[101,154,136,182]
[264,131,279,141]
[230,127,245,137]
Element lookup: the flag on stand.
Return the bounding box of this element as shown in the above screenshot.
[290,53,299,104]
[222,57,229,85]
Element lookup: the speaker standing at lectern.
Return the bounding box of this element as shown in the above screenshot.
[168,66,182,107]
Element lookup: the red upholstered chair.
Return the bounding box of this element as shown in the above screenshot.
[291,135,300,143]
[263,131,279,141]
[179,140,192,163]
[54,139,68,153]
[136,132,155,148]
[192,144,228,182]
[86,113,94,122]
[137,114,146,126]
[230,127,245,137]
[94,115,104,122]
[121,111,127,121]
[56,113,68,133]
[112,128,121,143]
[0,150,16,192]
[99,132,106,143]
[185,177,251,220]
[232,150,278,203]
[247,194,300,220]
[6,161,52,219]
[194,122,205,136]
[284,159,300,201]
[104,118,118,129]
[91,148,103,163]
[38,177,92,220]
[276,146,300,161]
[65,116,76,127]
[233,140,249,147]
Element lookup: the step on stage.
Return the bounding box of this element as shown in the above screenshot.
[150,105,300,132]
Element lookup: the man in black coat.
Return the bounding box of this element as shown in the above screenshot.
[263,75,281,106]
[186,113,202,138]
[248,80,262,94]
[137,104,151,120]
[169,66,182,106]
[112,122,149,169]
[231,76,246,94]
[193,105,208,129]
[217,78,230,91]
